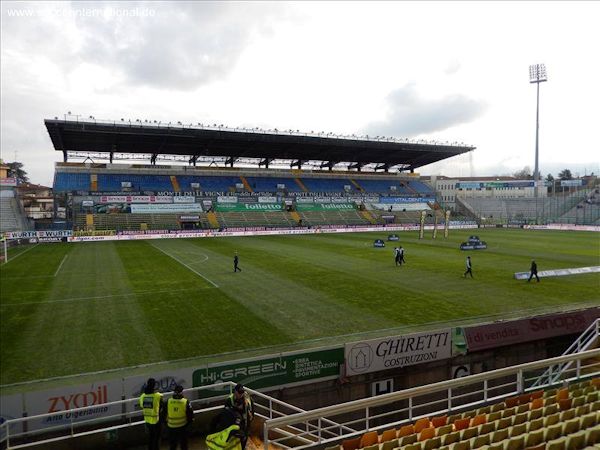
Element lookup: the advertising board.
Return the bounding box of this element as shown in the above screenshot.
[192,347,343,397]
[130,204,203,214]
[464,307,600,352]
[345,329,452,376]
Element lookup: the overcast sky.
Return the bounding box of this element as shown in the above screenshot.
[1,1,599,186]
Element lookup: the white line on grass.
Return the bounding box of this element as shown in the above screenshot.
[150,243,219,288]
[1,243,39,265]
[1,287,213,306]
[54,254,68,277]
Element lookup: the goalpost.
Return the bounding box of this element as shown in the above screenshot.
[0,237,8,263]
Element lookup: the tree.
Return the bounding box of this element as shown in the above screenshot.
[513,166,532,179]
[558,169,573,180]
[545,174,554,183]
[7,161,28,183]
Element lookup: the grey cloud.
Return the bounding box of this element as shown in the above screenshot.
[1,1,289,91]
[365,83,486,137]
[76,2,286,90]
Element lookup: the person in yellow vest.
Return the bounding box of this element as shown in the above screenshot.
[167,384,194,450]
[224,384,254,449]
[206,407,244,450]
[139,377,164,450]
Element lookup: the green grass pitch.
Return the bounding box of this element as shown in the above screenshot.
[1,228,599,386]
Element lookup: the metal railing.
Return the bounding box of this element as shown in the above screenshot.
[263,349,600,450]
[532,319,600,387]
[0,381,348,450]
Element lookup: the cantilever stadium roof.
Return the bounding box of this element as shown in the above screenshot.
[45,118,474,171]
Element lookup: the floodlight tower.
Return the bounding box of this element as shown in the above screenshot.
[529,64,547,218]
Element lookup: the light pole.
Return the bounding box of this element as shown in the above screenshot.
[529,64,547,224]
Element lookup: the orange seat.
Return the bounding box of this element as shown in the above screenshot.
[558,398,572,411]
[419,427,436,442]
[431,415,448,427]
[380,429,397,443]
[359,431,379,448]
[530,390,544,400]
[454,418,470,431]
[518,394,531,405]
[342,437,361,450]
[398,425,415,437]
[470,414,486,427]
[530,397,544,410]
[504,396,519,408]
[556,388,569,402]
[414,418,431,434]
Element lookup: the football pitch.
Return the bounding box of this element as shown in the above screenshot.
[1,228,599,387]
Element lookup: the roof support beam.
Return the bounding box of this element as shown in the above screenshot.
[109,152,114,164]
[348,162,365,172]
[225,156,238,167]
[189,155,198,166]
[290,160,303,169]
[320,161,338,171]
[259,158,273,168]
[150,154,157,165]
[62,150,68,162]
[374,163,390,172]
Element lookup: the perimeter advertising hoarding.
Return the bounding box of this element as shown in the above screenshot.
[0,177,18,187]
[0,394,21,440]
[123,368,194,414]
[192,347,343,398]
[464,307,600,352]
[23,380,122,432]
[130,204,203,214]
[5,230,73,239]
[345,329,452,376]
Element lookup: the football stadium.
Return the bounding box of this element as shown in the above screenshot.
[2,2,600,448]
[0,116,599,450]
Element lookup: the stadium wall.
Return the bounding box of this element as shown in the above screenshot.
[1,306,597,443]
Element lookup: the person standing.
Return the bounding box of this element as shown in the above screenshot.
[463,256,473,278]
[224,384,254,449]
[166,385,194,450]
[528,259,540,282]
[399,246,406,264]
[139,378,164,450]
[234,252,242,272]
[394,247,401,266]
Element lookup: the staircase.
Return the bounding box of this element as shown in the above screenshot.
[360,210,377,224]
[350,179,364,192]
[532,318,600,387]
[90,174,98,191]
[207,211,220,228]
[290,211,302,224]
[240,176,253,193]
[294,178,309,192]
[170,175,180,192]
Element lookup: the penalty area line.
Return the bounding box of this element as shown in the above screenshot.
[149,242,219,288]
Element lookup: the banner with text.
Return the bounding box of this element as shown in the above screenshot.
[464,307,600,352]
[5,230,73,239]
[215,203,283,212]
[379,197,436,204]
[130,204,203,214]
[345,329,452,376]
[192,347,343,397]
[98,195,173,204]
[296,203,356,211]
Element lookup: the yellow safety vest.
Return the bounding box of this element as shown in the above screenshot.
[139,392,162,425]
[206,424,242,450]
[167,397,188,428]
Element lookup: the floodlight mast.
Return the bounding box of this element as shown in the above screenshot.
[529,64,547,223]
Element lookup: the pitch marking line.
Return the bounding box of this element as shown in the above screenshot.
[149,243,219,288]
[1,243,39,265]
[1,287,213,307]
[54,254,68,277]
